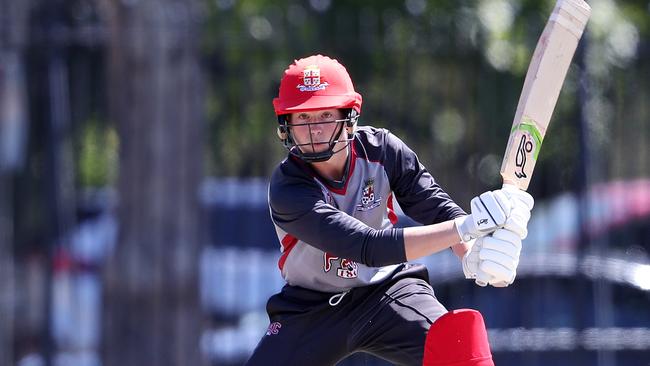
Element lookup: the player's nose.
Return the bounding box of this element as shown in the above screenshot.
[309,125,323,136]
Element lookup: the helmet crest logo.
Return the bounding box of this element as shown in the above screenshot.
[297,65,329,92]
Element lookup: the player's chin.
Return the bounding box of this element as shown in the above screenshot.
[300,142,330,154]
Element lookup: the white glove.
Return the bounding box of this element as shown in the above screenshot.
[454,190,511,243]
[461,239,492,287]
[501,185,535,239]
[478,228,522,287]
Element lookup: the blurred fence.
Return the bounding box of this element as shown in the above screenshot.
[197,178,650,366]
[14,177,649,365]
[3,171,650,366]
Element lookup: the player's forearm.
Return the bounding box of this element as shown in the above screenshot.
[403,220,464,261]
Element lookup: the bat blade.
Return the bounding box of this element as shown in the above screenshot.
[500,0,591,190]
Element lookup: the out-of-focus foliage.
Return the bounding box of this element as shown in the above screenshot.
[77,120,118,187]
[202,0,650,203]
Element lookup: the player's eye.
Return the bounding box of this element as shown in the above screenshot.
[298,113,310,121]
[321,112,333,119]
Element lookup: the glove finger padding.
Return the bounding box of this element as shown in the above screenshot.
[461,239,481,280]
[461,240,492,286]
[494,224,524,241]
[502,184,535,210]
[488,278,512,288]
[480,260,516,285]
[503,210,530,239]
[477,229,522,285]
[502,193,533,239]
[481,229,521,258]
[479,248,517,270]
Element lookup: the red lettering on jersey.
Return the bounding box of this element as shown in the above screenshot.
[324,252,339,272]
[338,259,358,278]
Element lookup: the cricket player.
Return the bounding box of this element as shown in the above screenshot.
[245,55,534,366]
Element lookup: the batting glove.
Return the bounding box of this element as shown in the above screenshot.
[501,185,535,240]
[461,239,492,287]
[454,190,511,243]
[478,228,523,287]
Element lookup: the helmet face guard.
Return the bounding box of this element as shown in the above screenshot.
[277,110,358,163]
[273,55,362,163]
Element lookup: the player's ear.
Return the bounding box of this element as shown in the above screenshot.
[277,125,288,140]
[345,109,358,135]
[277,115,289,141]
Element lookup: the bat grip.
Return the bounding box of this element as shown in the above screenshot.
[502,182,522,191]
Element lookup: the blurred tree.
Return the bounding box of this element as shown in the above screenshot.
[98,0,206,365]
[202,0,650,204]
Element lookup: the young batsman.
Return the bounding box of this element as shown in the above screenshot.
[245,55,534,366]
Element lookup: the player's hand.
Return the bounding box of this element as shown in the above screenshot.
[477,228,522,287]
[454,190,511,243]
[461,239,492,287]
[501,185,535,239]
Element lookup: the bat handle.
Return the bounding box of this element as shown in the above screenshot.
[502,181,523,191]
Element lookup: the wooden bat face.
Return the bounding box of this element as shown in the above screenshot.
[500,0,591,190]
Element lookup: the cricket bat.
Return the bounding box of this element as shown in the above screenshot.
[500,0,591,190]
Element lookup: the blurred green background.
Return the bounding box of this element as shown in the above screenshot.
[1,0,649,365]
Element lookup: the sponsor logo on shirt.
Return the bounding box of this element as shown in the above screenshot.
[356,178,381,211]
[324,253,358,279]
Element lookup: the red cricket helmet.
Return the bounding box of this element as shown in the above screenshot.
[273,54,362,115]
[273,55,363,163]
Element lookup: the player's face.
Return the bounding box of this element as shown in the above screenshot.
[289,109,346,154]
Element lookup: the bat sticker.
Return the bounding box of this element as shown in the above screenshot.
[510,117,544,180]
[515,134,534,178]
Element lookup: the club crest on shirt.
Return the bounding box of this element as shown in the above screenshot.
[323,253,358,279]
[356,178,381,211]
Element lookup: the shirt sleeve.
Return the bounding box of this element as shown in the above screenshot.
[383,131,466,225]
[269,166,407,267]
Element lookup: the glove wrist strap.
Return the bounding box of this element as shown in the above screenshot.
[454,216,474,243]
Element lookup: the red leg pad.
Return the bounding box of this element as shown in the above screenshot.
[422,309,494,366]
